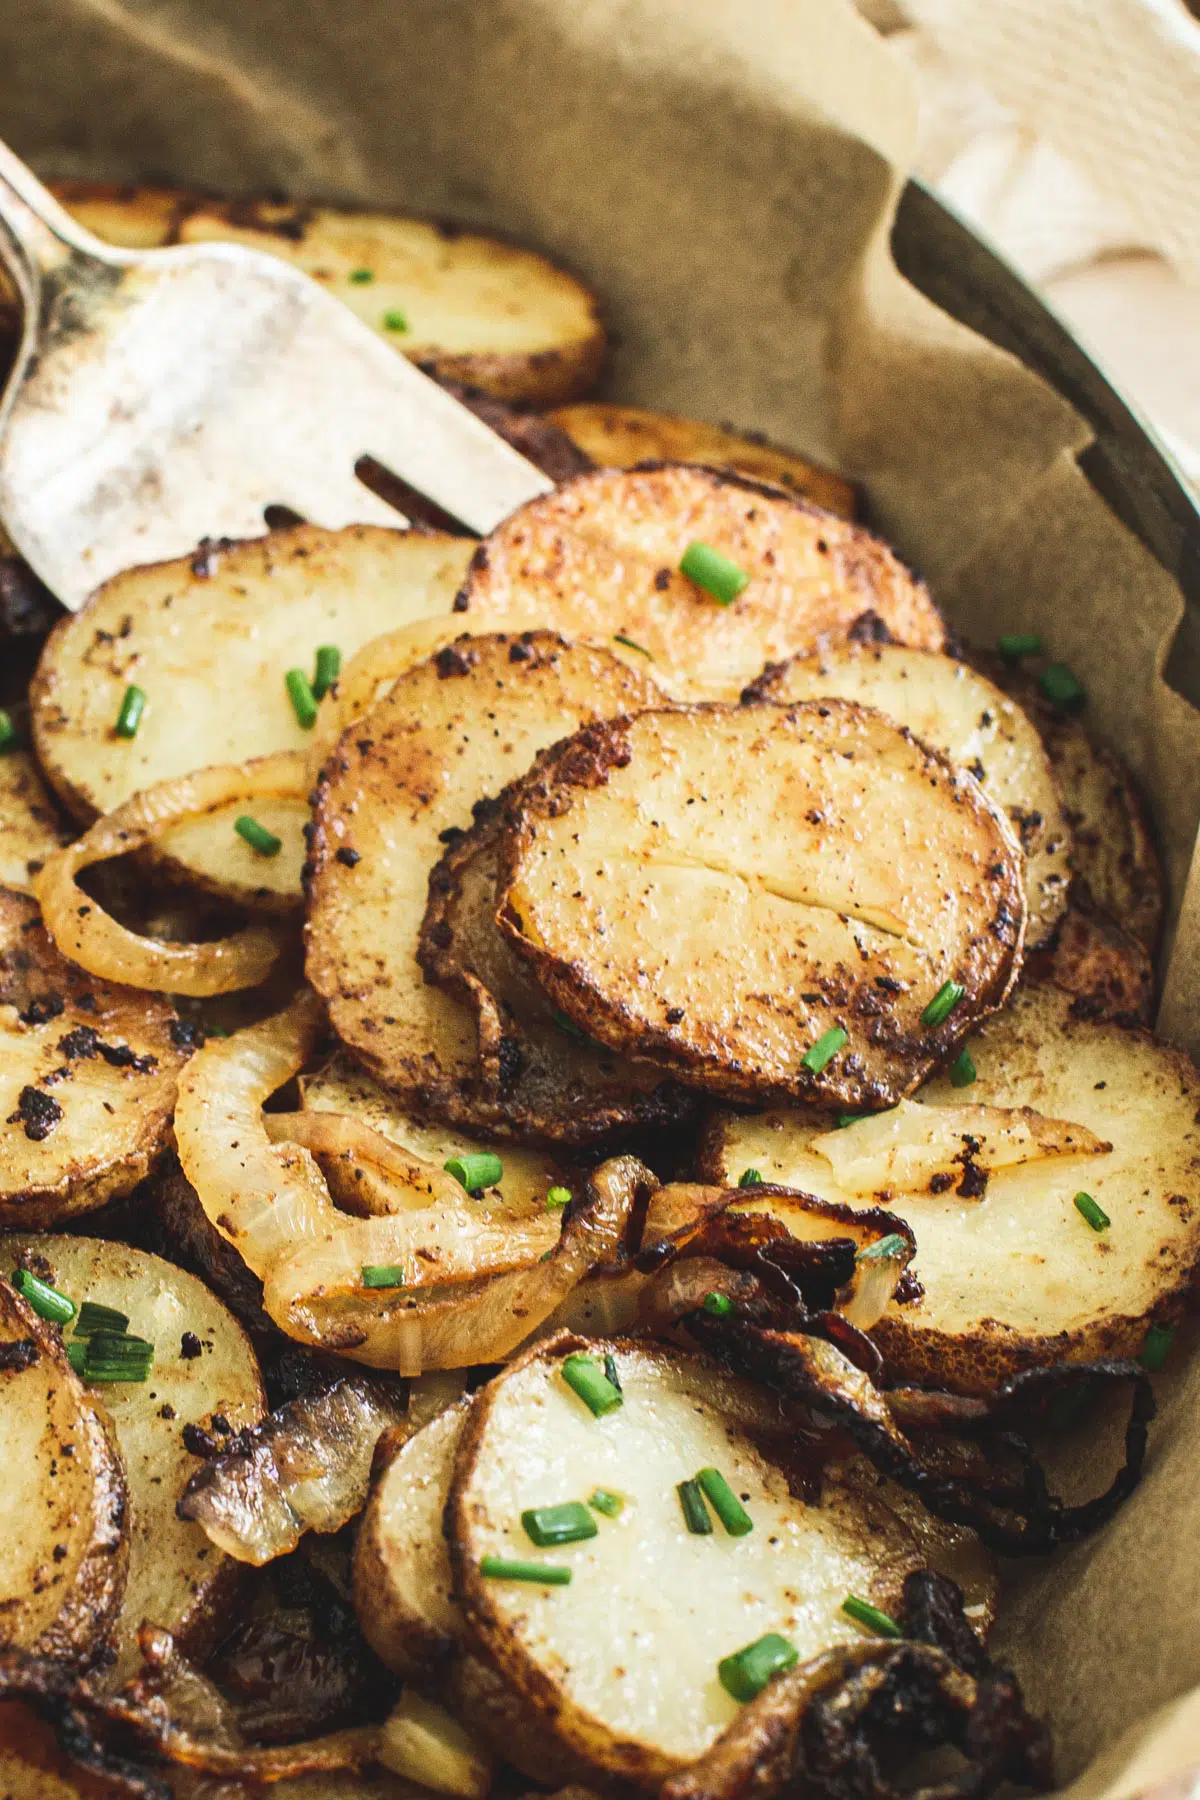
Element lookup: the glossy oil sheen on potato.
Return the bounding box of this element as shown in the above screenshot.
[497,701,1026,1108]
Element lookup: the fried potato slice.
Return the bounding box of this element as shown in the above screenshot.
[496,703,1025,1109]
[447,1336,926,1787]
[0,748,69,893]
[31,525,474,908]
[457,464,943,699]
[176,197,604,405]
[305,631,693,1142]
[548,404,857,519]
[354,1395,471,1679]
[0,888,187,1227]
[696,984,1200,1390]
[47,179,183,247]
[5,1236,265,1680]
[0,1282,127,1666]
[750,643,1071,951]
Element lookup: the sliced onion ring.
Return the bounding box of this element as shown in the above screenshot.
[33,754,305,996]
[265,1109,470,1215]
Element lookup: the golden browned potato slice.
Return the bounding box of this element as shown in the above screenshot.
[696,984,1200,1391]
[0,748,69,893]
[5,1236,265,1680]
[457,464,943,699]
[447,1337,926,1788]
[750,643,1071,951]
[354,1396,471,1679]
[548,404,858,519]
[0,1280,127,1666]
[48,179,183,247]
[176,198,604,405]
[496,703,1026,1109]
[0,888,187,1228]
[305,632,693,1142]
[31,525,474,909]
[300,1054,568,1216]
[1039,899,1154,1024]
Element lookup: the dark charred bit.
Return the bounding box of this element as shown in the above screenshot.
[57,1026,99,1060]
[190,535,236,578]
[957,1161,989,1199]
[846,608,894,646]
[497,1035,525,1090]
[665,1006,685,1024]
[181,1421,225,1458]
[20,993,64,1026]
[180,1331,203,1361]
[0,1337,39,1371]
[438,825,465,847]
[335,846,361,868]
[8,1085,63,1142]
[928,1172,954,1195]
[169,1017,205,1051]
[654,567,672,591]
[508,638,534,662]
[435,642,478,679]
[902,1570,989,1677]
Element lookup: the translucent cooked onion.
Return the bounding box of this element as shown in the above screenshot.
[33,754,304,996]
[265,1109,470,1216]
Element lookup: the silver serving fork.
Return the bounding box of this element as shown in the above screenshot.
[0,140,553,612]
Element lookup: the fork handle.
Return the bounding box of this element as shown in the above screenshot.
[0,136,118,320]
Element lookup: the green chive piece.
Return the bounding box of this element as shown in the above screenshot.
[696,1467,753,1536]
[383,309,409,333]
[285,667,319,729]
[546,1185,572,1210]
[312,644,342,699]
[921,981,965,1028]
[836,1113,866,1129]
[1140,1322,1176,1372]
[561,1353,623,1418]
[603,1350,622,1393]
[997,633,1043,658]
[738,1168,763,1188]
[0,709,17,753]
[802,1026,847,1075]
[521,1502,598,1548]
[718,1633,798,1703]
[73,1301,129,1337]
[679,541,750,606]
[857,1233,908,1263]
[1074,1191,1111,1233]
[348,268,375,284]
[361,1265,405,1289]
[444,1153,503,1194]
[613,634,654,658]
[677,1478,713,1535]
[78,1331,154,1382]
[703,1291,734,1317]
[66,1341,89,1376]
[479,1556,571,1586]
[842,1594,902,1638]
[115,685,146,739]
[588,1488,625,1518]
[234,815,283,857]
[949,1048,977,1088]
[11,1269,77,1327]
[1039,663,1085,710]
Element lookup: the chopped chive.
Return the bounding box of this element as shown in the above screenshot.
[603,1350,622,1393]
[11,1268,76,1327]
[921,981,965,1028]
[1140,1322,1176,1372]
[348,268,375,284]
[73,1301,129,1337]
[738,1168,763,1188]
[77,1331,154,1382]
[66,1341,89,1376]
[613,634,654,658]
[234,815,283,857]
[696,1467,753,1536]
[383,309,409,333]
[588,1488,624,1518]
[836,1113,866,1129]
[842,1594,902,1638]
[857,1233,908,1262]
[677,1478,713,1535]
[114,685,146,739]
[444,1152,503,1193]
[285,667,319,729]
[802,1026,847,1075]
[1039,663,1085,710]
[86,1330,152,1356]
[0,709,17,753]
[949,1048,976,1088]
[718,1633,798,1703]
[703,1291,733,1317]
[522,1502,598,1547]
[362,1265,405,1288]
[546,1185,572,1210]
[561,1353,623,1418]
[679,541,750,606]
[1074,1191,1110,1233]
[312,644,341,699]
[479,1555,571,1586]
[997,633,1043,658]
